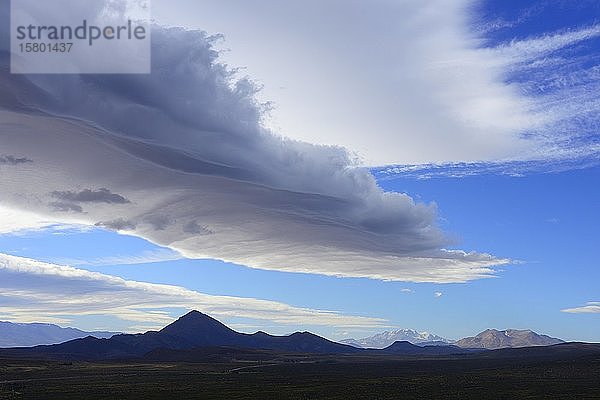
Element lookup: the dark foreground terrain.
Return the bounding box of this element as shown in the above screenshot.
[1,313,599,399]
[1,352,599,400]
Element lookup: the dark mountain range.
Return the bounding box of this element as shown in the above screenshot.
[0,311,359,360]
[382,341,470,356]
[0,321,118,347]
[1,312,593,364]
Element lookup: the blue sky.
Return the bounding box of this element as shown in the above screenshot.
[1,165,598,342]
[0,0,598,343]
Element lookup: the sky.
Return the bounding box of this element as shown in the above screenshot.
[0,0,598,343]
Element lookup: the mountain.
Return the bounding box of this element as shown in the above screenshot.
[381,341,468,356]
[0,321,118,348]
[156,311,359,354]
[455,329,564,350]
[0,311,360,360]
[418,340,455,347]
[341,329,451,349]
[0,313,587,362]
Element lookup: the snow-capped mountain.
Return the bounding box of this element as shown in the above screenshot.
[340,329,451,349]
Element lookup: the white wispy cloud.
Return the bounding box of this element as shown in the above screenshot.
[562,302,600,314]
[0,205,57,234]
[489,24,600,63]
[486,24,600,163]
[56,248,183,267]
[376,157,600,180]
[0,253,387,332]
[380,20,600,177]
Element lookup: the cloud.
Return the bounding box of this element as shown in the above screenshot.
[489,24,600,62]
[0,1,509,283]
[561,302,600,314]
[51,188,130,205]
[0,205,57,234]
[56,248,182,267]
[0,155,32,165]
[376,157,600,180]
[95,218,136,231]
[183,220,213,235]
[479,24,600,165]
[49,202,84,213]
[400,288,413,293]
[0,253,387,332]
[151,0,600,168]
[434,292,443,298]
[377,19,600,178]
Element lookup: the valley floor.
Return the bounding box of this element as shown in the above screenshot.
[1,355,599,399]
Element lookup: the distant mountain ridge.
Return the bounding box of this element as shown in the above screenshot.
[341,329,451,349]
[0,321,118,348]
[0,311,361,359]
[0,312,476,360]
[342,328,565,350]
[0,313,570,361]
[455,329,564,349]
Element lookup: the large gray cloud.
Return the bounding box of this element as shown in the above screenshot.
[0,1,508,283]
